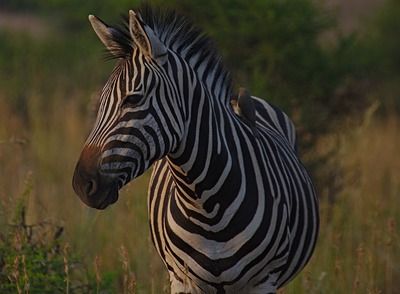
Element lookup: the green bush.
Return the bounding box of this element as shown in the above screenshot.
[0,177,138,293]
[0,183,96,293]
[359,0,400,113]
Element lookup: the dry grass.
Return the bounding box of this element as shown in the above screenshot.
[1,89,399,292]
[282,111,400,293]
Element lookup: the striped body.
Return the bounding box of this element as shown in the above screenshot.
[149,94,318,293]
[72,8,319,294]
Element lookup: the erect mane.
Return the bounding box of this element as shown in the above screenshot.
[107,6,233,103]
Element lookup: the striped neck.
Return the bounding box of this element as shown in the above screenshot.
[166,61,249,217]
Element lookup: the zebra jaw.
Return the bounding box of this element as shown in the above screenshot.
[72,145,120,210]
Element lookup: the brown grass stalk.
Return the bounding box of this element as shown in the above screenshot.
[21,254,29,294]
[119,245,136,294]
[94,255,102,294]
[63,243,70,294]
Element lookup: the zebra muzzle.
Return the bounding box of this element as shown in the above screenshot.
[72,145,119,210]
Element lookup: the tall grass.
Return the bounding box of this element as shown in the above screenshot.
[282,112,400,293]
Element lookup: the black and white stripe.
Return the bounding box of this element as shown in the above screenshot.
[78,7,319,293]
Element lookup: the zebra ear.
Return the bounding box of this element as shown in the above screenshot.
[128,10,167,64]
[88,15,120,53]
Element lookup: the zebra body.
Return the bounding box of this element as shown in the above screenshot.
[149,96,316,293]
[72,7,319,294]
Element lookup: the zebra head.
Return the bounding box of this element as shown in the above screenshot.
[73,10,183,209]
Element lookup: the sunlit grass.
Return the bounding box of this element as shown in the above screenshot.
[282,114,400,294]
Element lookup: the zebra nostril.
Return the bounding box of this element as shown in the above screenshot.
[85,179,98,196]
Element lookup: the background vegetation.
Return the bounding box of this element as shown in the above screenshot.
[0,0,399,292]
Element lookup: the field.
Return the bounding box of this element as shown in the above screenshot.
[2,93,399,293]
[1,1,399,293]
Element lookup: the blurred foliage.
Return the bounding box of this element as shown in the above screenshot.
[359,0,400,113]
[363,0,400,75]
[2,0,395,150]
[0,31,103,122]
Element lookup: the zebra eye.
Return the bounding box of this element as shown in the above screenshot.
[121,93,143,108]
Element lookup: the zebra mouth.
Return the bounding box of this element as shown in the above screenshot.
[72,164,120,210]
[96,184,119,210]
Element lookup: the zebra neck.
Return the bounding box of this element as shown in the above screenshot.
[166,88,250,218]
[164,52,259,217]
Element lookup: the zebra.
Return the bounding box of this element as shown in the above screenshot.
[72,7,319,294]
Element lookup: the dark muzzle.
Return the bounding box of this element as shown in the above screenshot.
[72,145,119,209]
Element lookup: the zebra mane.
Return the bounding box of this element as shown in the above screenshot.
[107,6,233,101]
